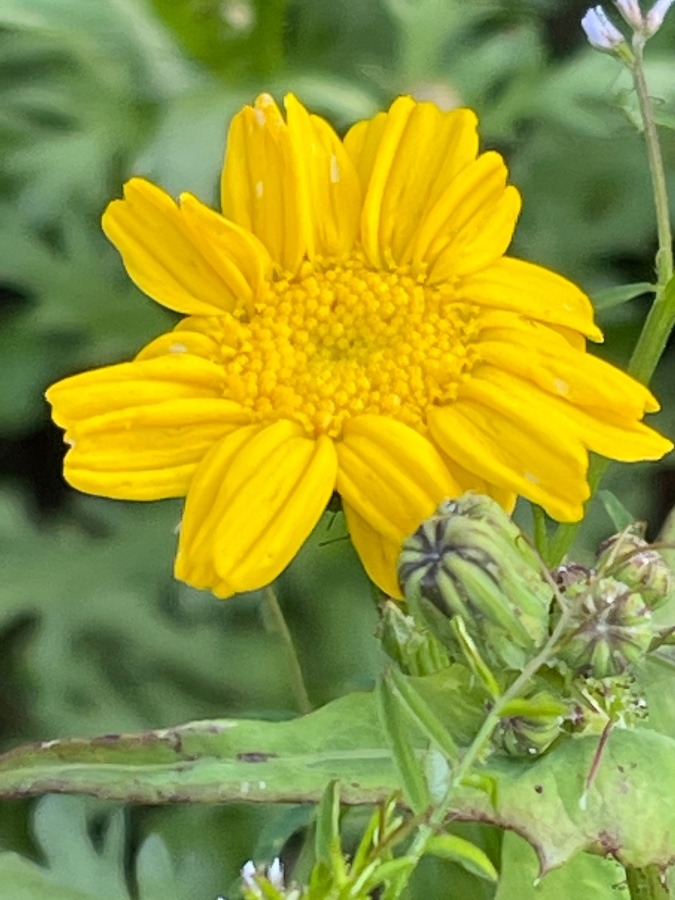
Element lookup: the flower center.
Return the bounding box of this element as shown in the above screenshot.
[219,252,482,439]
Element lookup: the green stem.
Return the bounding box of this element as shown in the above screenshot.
[394,604,573,892]
[547,38,674,567]
[263,585,313,715]
[625,34,675,383]
[625,864,670,900]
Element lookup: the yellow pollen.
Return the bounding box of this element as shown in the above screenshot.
[218,253,483,438]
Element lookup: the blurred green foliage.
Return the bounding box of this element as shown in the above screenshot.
[0,0,674,897]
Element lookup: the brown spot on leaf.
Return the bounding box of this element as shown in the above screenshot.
[236,752,279,763]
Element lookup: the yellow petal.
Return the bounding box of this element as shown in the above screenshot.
[356,96,417,268]
[408,152,509,271]
[429,185,522,281]
[135,329,220,362]
[179,192,272,307]
[343,501,403,598]
[428,399,589,522]
[467,366,672,463]
[46,354,225,429]
[345,99,479,268]
[459,257,603,341]
[176,421,337,597]
[336,415,461,545]
[63,398,250,500]
[477,322,660,416]
[285,93,361,258]
[102,179,268,316]
[437,449,517,514]
[221,94,309,275]
[343,110,389,192]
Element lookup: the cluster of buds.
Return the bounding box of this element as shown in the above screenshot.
[581,0,674,54]
[398,493,553,670]
[397,495,674,759]
[553,523,674,679]
[596,523,674,608]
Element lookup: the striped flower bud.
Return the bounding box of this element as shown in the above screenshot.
[596,526,674,610]
[557,577,654,677]
[398,493,552,670]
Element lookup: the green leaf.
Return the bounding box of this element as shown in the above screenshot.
[596,490,635,531]
[495,832,622,899]
[592,282,654,311]
[314,780,343,873]
[425,834,498,883]
[0,797,128,900]
[450,618,501,697]
[386,668,459,762]
[2,696,675,871]
[376,677,430,813]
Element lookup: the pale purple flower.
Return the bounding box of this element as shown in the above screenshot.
[581,6,626,50]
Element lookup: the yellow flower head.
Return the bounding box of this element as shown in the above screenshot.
[46,94,672,598]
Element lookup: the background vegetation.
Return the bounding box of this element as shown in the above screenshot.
[0,0,674,896]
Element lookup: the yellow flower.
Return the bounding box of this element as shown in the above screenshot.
[46,94,672,599]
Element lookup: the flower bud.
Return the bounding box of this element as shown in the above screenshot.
[557,577,654,677]
[613,0,645,30]
[399,493,552,670]
[581,5,627,51]
[494,692,567,758]
[596,526,674,609]
[645,0,675,34]
[378,600,450,676]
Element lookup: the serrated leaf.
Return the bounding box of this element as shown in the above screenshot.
[1,698,675,870]
[495,832,621,899]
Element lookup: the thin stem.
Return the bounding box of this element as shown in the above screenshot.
[625,864,670,900]
[263,585,313,715]
[399,605,574,879]
[626,35,675,383]
[548,38,674,566]
[632,36,674,290]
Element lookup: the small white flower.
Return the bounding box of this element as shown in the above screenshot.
[267,858,285,890]
[613,0,645,29]
[241,860,261,896]
[645,0,675,32]
[581,6,626,50]
[241,858,285,897]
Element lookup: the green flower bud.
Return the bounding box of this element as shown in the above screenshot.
[494,692,567,757]
[398,493,552,669]
[378,600,450,676]
[557,577,654,677]
[596,526,674,610]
